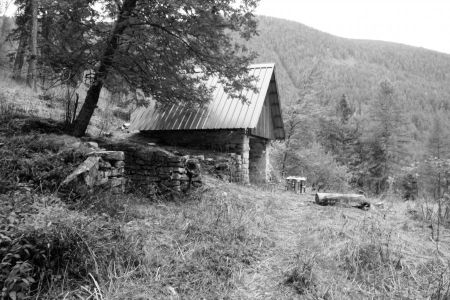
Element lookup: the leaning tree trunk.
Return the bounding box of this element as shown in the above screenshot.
[13,32,27,79]
[26,0,38,89]
[71,0,137,137]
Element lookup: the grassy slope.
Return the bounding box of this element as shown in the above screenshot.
[231,187,450,299]
[0,71,125,136]
[0,112,449,299]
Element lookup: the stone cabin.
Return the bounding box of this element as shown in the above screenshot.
[129,63,285,184]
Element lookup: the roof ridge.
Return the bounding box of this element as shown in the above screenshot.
[249,62,275,69]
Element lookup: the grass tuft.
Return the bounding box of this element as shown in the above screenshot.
[284,254,317,295]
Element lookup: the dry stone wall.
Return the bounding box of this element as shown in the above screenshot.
[132,131,270,185]
[139,130,252,183]
[99,141,202,193]
[202,153,243,182]
[61,143,126,193]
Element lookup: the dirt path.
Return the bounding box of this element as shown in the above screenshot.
[234,192,323,299]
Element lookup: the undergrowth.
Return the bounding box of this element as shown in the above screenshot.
[0,181,270,299]
[0,193,142,299]
[0,133,84,195]
[335,216,450,298]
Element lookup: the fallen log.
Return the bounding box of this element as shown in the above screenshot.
[315,193,370,210]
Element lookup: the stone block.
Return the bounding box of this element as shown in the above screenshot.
[99,161,112,169]
[95,177,109,186]
[171,173,189,181]
[89,151,125,161]
[101,170,112,178]
[171,167,186,174]
[104,151,125,161]
[111,168,124,177]
[158,169,171,176]
[62,156,100,187]
[87,141,99,149]
[114,160,125,168]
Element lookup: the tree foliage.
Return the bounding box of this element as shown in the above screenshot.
[359,80,410,192]
[9,0,260,136]
[420,112,450,199]
[70,0,260,136]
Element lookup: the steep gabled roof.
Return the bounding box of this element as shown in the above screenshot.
[130,63,285,139]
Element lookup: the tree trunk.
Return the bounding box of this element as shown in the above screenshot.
[281,126,294,177]
[13,32,27,80]
[71,0,137,137]
[315,192,370,209]
[26,0,38,89]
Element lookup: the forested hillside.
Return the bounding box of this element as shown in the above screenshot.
[246,16,450,195]
[250,16,450,136]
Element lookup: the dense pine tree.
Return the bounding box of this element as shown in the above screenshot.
[421,112,450,199]
[365,80,410,192]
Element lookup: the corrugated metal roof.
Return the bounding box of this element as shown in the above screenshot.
[130,63,284,139]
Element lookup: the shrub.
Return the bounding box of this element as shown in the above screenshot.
[0,134,84,195]
[296,143,352,192]
[0,193,143,300]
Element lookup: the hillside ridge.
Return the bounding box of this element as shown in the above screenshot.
[246,16,450,143]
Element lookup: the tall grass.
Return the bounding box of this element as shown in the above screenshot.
[0,69,124,136]
[1,176,273,299]
[101,183,271,299]
[281,201,450,299]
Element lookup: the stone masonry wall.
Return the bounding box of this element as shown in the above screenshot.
[201,153,243,183]
[100,141,201,193]
[137,130,269,184]
[140,130,253,183]
[61,143,126,194]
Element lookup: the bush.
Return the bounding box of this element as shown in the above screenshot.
[289,143,352,192]
[0,193,142,300]
[0,134,85,194]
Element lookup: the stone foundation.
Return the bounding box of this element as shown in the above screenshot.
[202,153,243,182]
[138,130,269,184]
[62,146,126,194]
[100,141,201,192]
